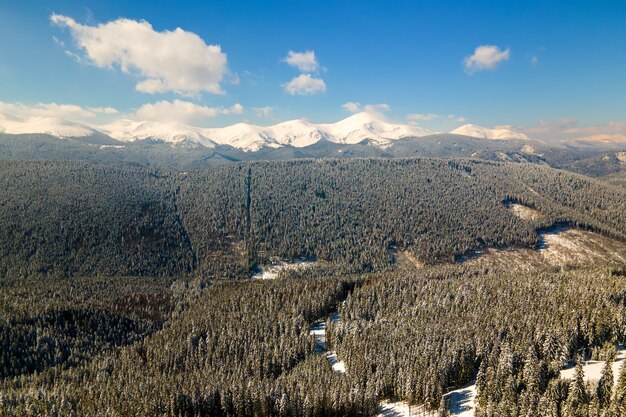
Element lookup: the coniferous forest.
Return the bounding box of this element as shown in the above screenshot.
[0,157,625,416]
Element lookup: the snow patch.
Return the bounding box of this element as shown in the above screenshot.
[99,144,125,149]
[375,381,476,416]
[251,259,317,280]
[308,311,346,373]
[376,400,414,417]
[504,201,544,221]
[463,227,625,270]
[560,346,626,386]
[445,381,477,416]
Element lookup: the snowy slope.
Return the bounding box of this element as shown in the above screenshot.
[451,124,529,140]
[321,112,432,146]
[202,123,276,151]
[100,119,217,148]
[203,112,433,151]
[0,113,97,138]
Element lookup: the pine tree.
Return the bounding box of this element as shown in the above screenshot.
[521,348,541,416]
[596,359,613,410]
[611,360,626,415]
[563,362,589,417]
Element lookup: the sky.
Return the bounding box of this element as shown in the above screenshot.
[0,0,625,140]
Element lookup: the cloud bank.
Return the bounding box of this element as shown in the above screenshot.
[0,101,117,120]
[133,100,243,124]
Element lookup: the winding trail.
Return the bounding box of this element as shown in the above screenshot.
[308,311,346,373]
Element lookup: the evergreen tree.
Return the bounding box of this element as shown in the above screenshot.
[596,359,613,410]
[563,362,589,417]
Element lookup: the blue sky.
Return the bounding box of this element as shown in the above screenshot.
[0,0,625,136]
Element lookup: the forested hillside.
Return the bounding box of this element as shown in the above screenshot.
[0,161,194,277]
[0,157,625,416]
[1,159,625,278]
[2,132,624,178]
[2,264,625,416]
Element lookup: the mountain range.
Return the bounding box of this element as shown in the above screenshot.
[0,111,534,151]
[1,111,625,179]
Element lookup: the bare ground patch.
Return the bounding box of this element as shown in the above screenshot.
[464,228,625,270]
[395,250,425,270]
[505,201,544,221]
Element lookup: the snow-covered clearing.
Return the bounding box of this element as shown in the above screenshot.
[445,381,477,416]
[464,226,625,270]
[560,346,626,385]
[308,311,346,373]
[375,380,477,417]
[382,346,626,417]
[376,400,416,417]
[505,202,543,221]
[539,228,625,265]
[251,259,317,280]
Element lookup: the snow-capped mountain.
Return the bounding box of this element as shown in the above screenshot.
[97,111,434,152]
[451,124,529,140]
[3,112,539,152]
[101,119,217,148]
[202,112,432,151]
[202,123,278,151]
[321,112,432,146]
[0,113,98,138]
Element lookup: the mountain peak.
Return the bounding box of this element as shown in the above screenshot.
[0,114,96,138]
[451,124,529,140]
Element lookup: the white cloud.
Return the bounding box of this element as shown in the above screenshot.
[0,101,117,120]
[517,118,626,145]
[283,74,326,95]
[133,100,244,124]
[364,103,390,113]
[51,14,228,96]
[342,102,390,114]
[342,102,362,113]
[253,106,275,119]
[573,134,626,144]
[464,45,510,74]
[284,50,319,72]
[530,56,538,66]
[407,113,439,121]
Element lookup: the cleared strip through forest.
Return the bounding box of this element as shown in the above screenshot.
[309,310,346,373]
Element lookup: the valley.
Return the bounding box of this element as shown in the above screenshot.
[0,157,624,417]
